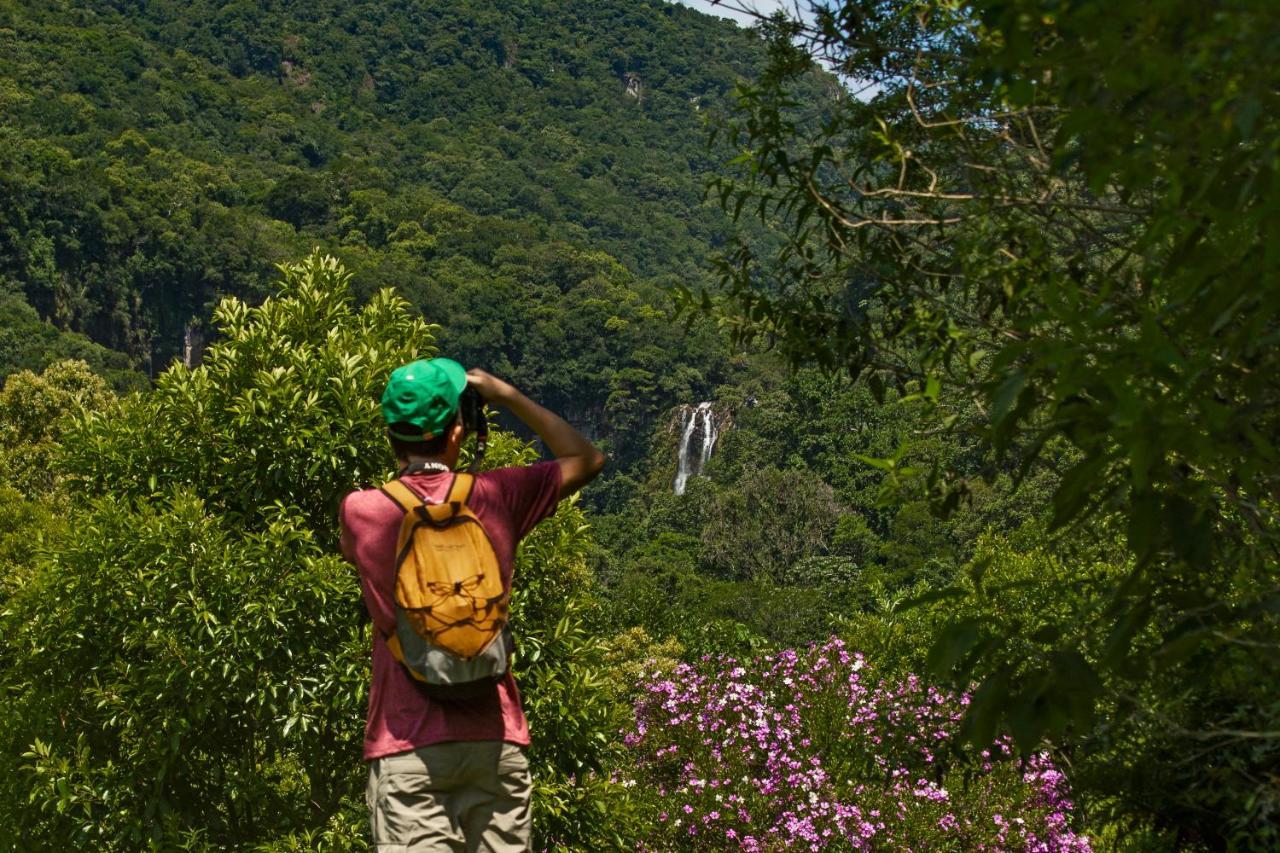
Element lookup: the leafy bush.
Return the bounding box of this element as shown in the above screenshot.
[0,359,115,495]
[8,494,363,848]
[63,252,434,537]
[0,254,634,849]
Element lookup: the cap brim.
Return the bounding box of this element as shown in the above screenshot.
[387,423,430,441]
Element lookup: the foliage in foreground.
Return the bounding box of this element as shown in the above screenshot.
[707,0,1280,844]
[0,254,629,849]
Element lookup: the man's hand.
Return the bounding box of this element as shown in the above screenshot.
[464,367,604,499]
[466,368,517,405]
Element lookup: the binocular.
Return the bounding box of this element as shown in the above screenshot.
[459,386,489,472]
[459,386,487,434]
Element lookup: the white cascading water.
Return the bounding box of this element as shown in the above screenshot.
[699,402,715,470]
[673,401,719,495]
[182,322,203,368]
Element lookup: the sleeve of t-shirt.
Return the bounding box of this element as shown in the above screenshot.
[483,460,563,540]
[337,488,402,636]
[338,493,357,564]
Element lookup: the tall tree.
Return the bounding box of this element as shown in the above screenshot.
[705,0,1279,843]
[2,255,631,848]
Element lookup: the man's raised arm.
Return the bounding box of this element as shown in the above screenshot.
[466,368,605,499]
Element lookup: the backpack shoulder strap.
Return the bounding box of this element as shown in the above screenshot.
[445,473,475,507]
[419,473,475,524]
[378,479,422,514]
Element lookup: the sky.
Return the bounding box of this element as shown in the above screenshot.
[669,1,793,27]
[671,1,876,98]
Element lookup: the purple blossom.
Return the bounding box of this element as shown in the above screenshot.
[624,637,1093,850]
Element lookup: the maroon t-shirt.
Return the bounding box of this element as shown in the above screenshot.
[339,461,561,760]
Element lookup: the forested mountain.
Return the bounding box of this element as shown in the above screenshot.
[1,0,772,474]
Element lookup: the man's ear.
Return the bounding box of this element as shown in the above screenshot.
[448,418,465,447]
[386,429,407,463]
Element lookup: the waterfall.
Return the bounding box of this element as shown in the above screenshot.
[699,403,716,470]
[674,401,720,495]
[673,408,700,496]
[182,322,205,368]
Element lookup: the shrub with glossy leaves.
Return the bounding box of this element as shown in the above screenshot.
[0,253,634,848]
[0,359,115,495]
[8,493,363,847]
[63,251,436,538]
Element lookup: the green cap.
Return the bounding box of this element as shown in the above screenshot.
[380,358,468,441]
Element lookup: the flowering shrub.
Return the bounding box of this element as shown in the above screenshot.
[624,638,1091,851]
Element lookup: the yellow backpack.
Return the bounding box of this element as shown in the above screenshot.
[378,474,513,699]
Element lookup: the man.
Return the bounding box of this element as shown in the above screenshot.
[340,358,604,851]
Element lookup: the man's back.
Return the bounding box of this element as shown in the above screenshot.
[346,360,602,851]
[341,462,561,760]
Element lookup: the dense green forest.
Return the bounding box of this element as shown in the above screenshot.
[1,0,1276,849]
[0,0,782,482]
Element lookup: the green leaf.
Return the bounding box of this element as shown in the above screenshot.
[963,668,1010,750]
[990,371,1026,424]
[926,616,983,677]
[1127,490,1161,560]
[1008,688,1045,754]
[967,556,993,594]
[1050,455,1109,531]
[901,585,969,612]
[853,453,894,472]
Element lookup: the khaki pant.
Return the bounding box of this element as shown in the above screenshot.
[366,741,532,852]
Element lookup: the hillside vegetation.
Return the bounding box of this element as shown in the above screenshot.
[0,0,775,476]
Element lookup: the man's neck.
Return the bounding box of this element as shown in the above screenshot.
[400,455,453,475]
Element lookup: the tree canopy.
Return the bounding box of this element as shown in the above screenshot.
[703,0,1279,843]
